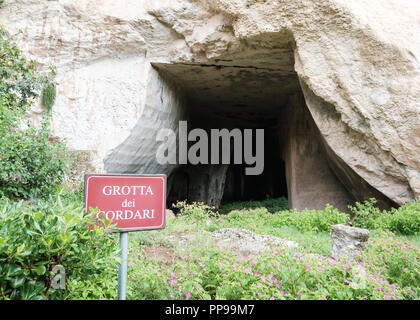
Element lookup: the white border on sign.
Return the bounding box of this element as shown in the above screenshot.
[85,175,166,231]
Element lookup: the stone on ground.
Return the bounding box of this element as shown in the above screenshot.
[331,224,369,258]
[213,228,298,257]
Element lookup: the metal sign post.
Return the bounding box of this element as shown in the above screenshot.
[117,231,129,300]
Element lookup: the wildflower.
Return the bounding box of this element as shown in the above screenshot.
[321,297,326,300]
[257,283,262,288]
[270,297,275,300]
[127,262,132,267]
[171,272,175,277]
[261,275,266,282]
[170,279,177,286]
[244,269,249,274]
[402,268,407,273]
[185,292,191,299]
[305,265,311,271]
[258,292,262,297]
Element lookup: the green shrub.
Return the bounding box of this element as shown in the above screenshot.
[0,25,70,199]
[0,120,71,199]
[172,201,219,221]
[350,199,420,235]
[127,239,415,300]
[127,258,176,300]
[350,198,383,229]
[219,197,288,214]
[0,196,120,300]
[272,205,349,232]
[0,27,51,111]
[41,82,57,113]
[356,230,420,299]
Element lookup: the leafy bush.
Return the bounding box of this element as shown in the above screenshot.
[172,201,219,221]
[0,121,70,198]
[355,230,420,298]
[350,199,420,235]
[0,25,70,199]
[127,239,416,300]
[0,196,120,300]
[219,197,288,214]
[127,258,176,300]
[41,82,57,113]
[350,198,383,229]
[271,205,349,232]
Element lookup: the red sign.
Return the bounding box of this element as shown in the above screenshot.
[84,174,166,232]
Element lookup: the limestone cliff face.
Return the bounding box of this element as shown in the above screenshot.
[2,0,419,207]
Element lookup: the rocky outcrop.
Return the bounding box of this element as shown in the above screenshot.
[331,224,370,258]
[2,0,419,208]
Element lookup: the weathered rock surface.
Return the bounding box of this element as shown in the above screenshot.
[166,209,176,220]
[213,228,298,256]
[2,0,419,208]
[331,224,370,258]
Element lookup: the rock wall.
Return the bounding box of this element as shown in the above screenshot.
[281,94,354,212]
[1,0,419,208]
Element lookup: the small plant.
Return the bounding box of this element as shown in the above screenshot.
[355,230,420,299]
[0,24,70,199]
[0,195,120,300]
[349,198,382,229]
[0,120,71,199]
[41,81,57,113]
[350,199,420,235]
[219,196,288,214]
[272,205,349,233]
[172,201,219,221]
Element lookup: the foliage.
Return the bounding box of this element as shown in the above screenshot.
[172,201,219,221]
[0,120,70,199]
[350,199,420,235]
[271,205,349,232]
[222,205,348,233]
[0,24,70,199]
[355,230,420,299]
[41,82,57,113]
[219,196,289,214]
[127,239,417,300]
[128,197,419,300]
[0,27,53,111]
[0,195,120,300]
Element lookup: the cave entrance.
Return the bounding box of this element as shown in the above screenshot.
[155,55,298,210]
[152,48,355,212]
[221,130,288,204]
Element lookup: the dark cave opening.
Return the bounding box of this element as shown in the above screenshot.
[153,54,359,212]
[166,127,289,209]
[221,130,288,204]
